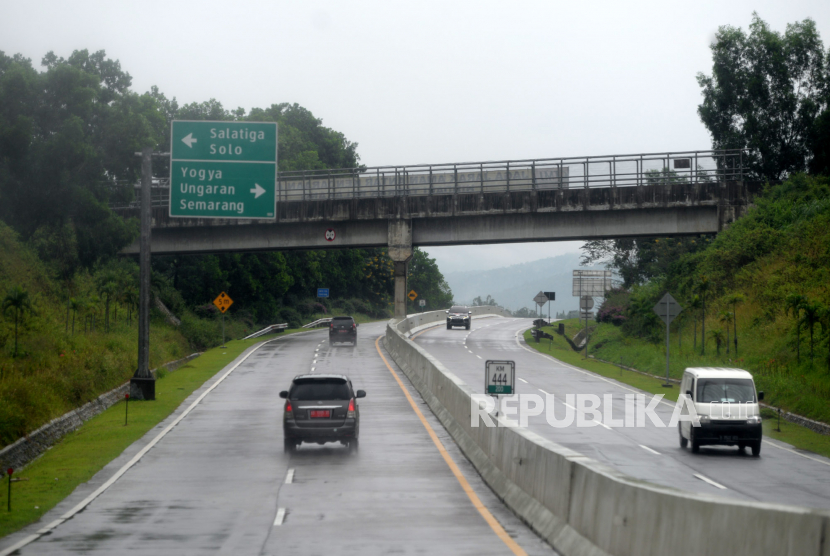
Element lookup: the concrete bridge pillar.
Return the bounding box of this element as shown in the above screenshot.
[387,219,413,321]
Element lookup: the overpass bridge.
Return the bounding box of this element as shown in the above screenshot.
[113,149,759,318]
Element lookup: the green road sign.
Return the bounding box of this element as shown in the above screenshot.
[170,120,277,219]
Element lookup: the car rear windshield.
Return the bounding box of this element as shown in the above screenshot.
[290,379,351,400]
[449,306,467,313]
[696,378,756,403]
[332,317,353,320]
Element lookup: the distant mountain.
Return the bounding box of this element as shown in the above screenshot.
[443,253,604,313]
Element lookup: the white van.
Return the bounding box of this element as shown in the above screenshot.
[678,367,764,456]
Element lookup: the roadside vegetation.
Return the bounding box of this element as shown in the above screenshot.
[577,15,830,427]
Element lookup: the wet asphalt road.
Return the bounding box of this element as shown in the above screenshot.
[1,321,555,556]
[415,317,830,509]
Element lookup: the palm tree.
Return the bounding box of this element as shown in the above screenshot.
[697,275,710,355]
[68,297,86,335]
[718,311,733,355]
[785,293,807,362]
[709,328,725,356]
[124,287,139,326]
[2,286,34,357]
[801,301,822,363]
[725,293,745,357]
[688,295,702,352]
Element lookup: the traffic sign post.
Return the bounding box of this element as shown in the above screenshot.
[485,360,515,418]
[533,291,549,322]
[317,288,330,298]
[653,293,683,387]
[419,299,426,312]
[169,121,277,219]
[213,292,234,348]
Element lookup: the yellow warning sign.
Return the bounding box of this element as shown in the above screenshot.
[408,290,418,301]
[213,291,234,313]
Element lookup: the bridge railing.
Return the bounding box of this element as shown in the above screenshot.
[277,149,745,202]
[108,149,746,208]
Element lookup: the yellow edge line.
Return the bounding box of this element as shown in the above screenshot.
[374,335,527,556]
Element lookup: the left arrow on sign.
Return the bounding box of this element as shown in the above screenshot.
[181,133,197,148]
[250,183,265,198]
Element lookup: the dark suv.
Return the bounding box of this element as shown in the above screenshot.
[446,306,472,330]
[330,316,358,345]
[280,374,366,453]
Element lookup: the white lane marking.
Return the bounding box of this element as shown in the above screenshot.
[468,350,474,354]
[640,445,661,455]
[513,325,830,468]
[476,355,482,359]
[694,473,728,490]
[538,388,550,395]
[273,507,286,526]
[313,359,317,364]
[518,378,528,384]
[311,367,315,372]
[595,420,613,430]
[285,468,294,484]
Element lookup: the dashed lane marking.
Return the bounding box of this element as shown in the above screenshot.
[285,469,294,484]
[374,336,528,556]
[518,378,528,384]
[640,445,661,455]
[694,473,727,490]
[273,507,286,526]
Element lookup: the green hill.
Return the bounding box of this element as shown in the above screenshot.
[588,174,830,422]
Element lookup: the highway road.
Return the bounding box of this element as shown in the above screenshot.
[413,316,830,510]
[0,321,554,556]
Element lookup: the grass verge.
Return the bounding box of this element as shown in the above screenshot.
[0,327,310,539]
[523,327,830,459]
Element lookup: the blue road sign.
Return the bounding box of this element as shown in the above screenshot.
[317,288,330,298]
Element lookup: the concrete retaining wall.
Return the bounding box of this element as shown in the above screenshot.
[0,353,200,477]
[384,313,830,556]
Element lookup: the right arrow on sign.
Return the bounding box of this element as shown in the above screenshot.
[181,133,197,148]
[250,183,265,198]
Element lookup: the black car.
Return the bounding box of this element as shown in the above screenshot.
[446,306,472,330]
[280,374,366,453]
[330,316,358,345]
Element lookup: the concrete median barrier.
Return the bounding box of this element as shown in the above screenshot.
[384,312,830,556]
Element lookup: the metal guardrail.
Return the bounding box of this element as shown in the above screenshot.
[108,149,747,209]
[302,318,332,329]
[242,323,288,340]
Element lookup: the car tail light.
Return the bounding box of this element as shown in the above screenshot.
[352,323,356,329]
[285,400,293,413]
[330,322,334,329]
[347,398,356,418]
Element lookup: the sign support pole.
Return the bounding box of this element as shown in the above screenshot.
[130,147,155,400]
[221,313,226,349]
[664,297,672,387]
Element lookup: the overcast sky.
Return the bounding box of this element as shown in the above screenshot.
[3,0,830,273]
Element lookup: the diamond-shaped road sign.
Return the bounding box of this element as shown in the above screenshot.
[653,293,682,325]
[213,291,234,313]
[408,290,418,301]
[533,291,549,307]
